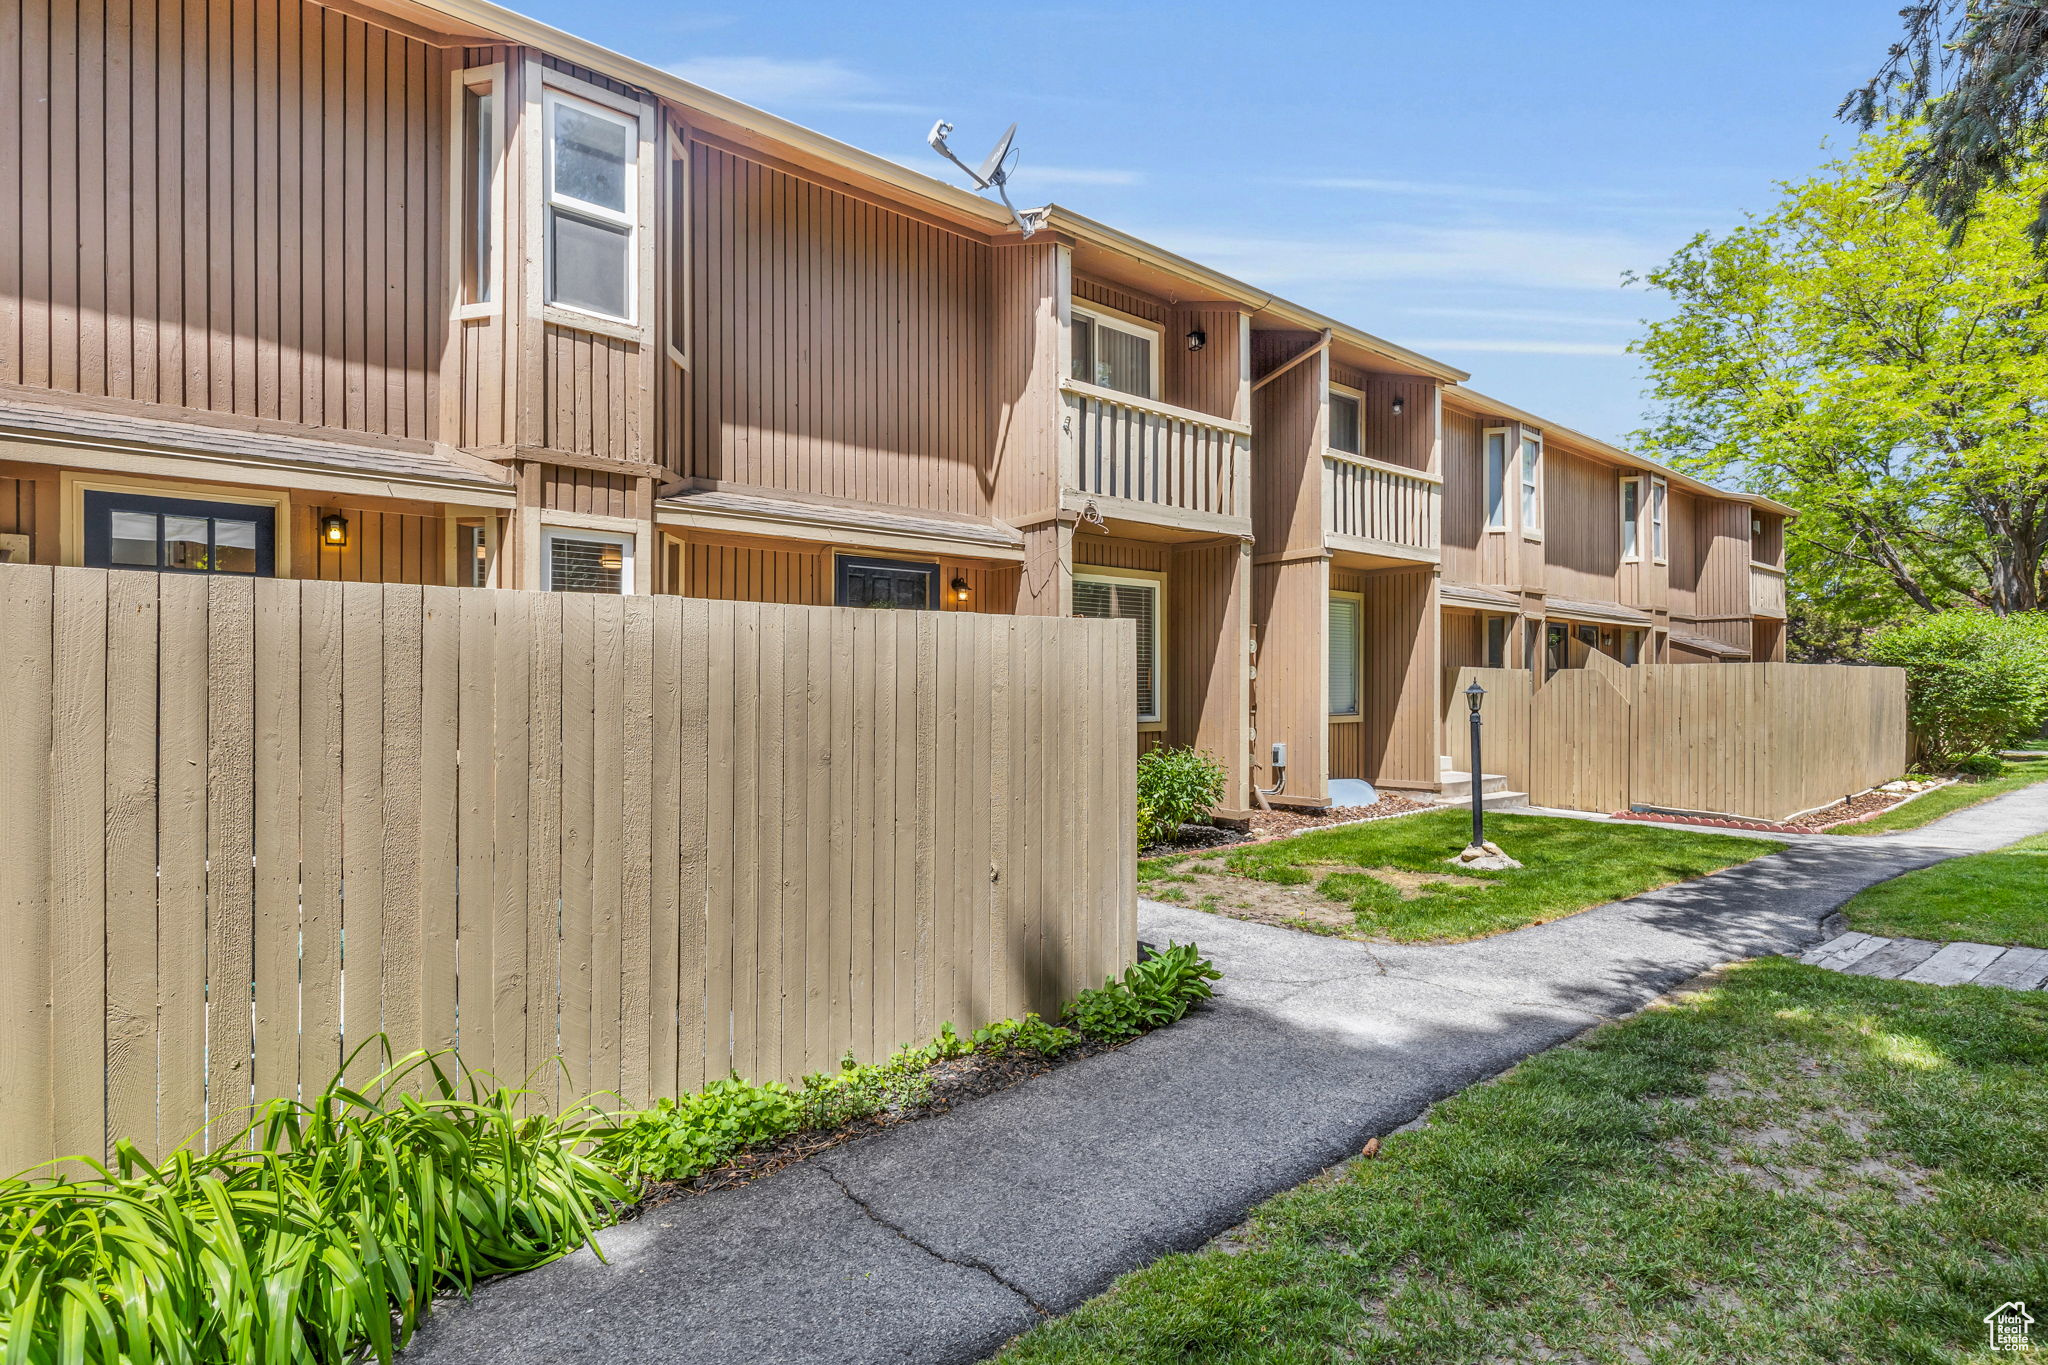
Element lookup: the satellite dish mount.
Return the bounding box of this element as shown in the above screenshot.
[929,119,1038,238]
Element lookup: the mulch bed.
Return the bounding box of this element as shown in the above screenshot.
[1612,783,1935,835]
[1143,792,1435,857]
[628,1039,1115,1213]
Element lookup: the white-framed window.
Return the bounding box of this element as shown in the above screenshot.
[1070,305,1159,399]
[1650,475,1668,563]
[541,526,633,594]
[1519,431,1543,533]
[543,89,638,323]
[454,66,503,309]
[1483,427,1509,530]
[1073,571,1161,722]
[1328,386,1362,456]
[1328,592,1363,718]
[1619,474,1642,562]
[664,123,689,367]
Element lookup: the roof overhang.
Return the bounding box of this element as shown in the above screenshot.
[1670,629,1751,659]
[657,488,1025,563]
[1439,582,1521,612]
[1542,596,1656,628]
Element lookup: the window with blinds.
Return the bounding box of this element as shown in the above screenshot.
[1328,392,1361,454]
[1070,309,1157,399]
[1328,595,1361,717]
[1073,575,1160,721]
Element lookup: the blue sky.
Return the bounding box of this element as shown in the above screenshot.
[524,0,1902,444]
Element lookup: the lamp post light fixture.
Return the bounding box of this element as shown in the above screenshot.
[1465,680,1487,850]
[319,512,349,548]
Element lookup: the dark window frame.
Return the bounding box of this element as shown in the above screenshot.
[82,489,276,577]
[834,555,939,611]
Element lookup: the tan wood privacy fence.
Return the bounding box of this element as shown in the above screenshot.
[1443,660,1907,821]
[0,565,1136,1172]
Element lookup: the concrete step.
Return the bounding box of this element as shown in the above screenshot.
[1436,770,1508,801]
[1432,786,1527,812]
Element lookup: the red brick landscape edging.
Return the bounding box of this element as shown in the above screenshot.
[1609,810,1810,835]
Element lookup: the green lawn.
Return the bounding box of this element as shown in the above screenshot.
[1830,757,2048,836]
[1000,960,2048,1365]
[1842,830,2048,949]
[1142,810,1782,944]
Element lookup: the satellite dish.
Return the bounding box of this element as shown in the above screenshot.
[928,119,1038,238]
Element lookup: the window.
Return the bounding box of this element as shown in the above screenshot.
[458,521,493,588]
[1485,615,1508,669]
[458,74,498,305]
[835,556,937,610]
[1650,476,1667,563]
[1328,594,1362,717]
[1070,307,1158,399]
[1328,390,1361,455]
[1544,623,1566,678]
[1519,432,1543,532]
[1073,573,1160,722]
[1483,428,1508,529]
[82,490,273,576]
[544,90,636,322]
[1621,630,1642,666]
[1576,624,1600,650]
[666,132,688,361]
[1619,475,1642,562]
[542,527,632,594]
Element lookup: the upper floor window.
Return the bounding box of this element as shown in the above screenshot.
[1328,389,1361,455]
[456,69,500,307]
[544,90,637,322]
[1650,476,1668,563]
[1519,432,1543,532]
[1073,572,1161,722]
[83,490,274,576]
[1483,428,1509,530]
[1619,475,1642,562]
[1070,306,1158,399]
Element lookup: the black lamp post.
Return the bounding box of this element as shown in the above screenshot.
[1465,680,1487,849]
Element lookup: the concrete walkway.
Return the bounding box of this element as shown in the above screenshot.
[400,781,2048,1365]
[1802,931,2048,989]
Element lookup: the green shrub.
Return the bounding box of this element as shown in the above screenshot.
[1063,941,1222,1042]
[972,1013,1079,1057]
[0,1047,623,1365]
[594,1077,802,1182]
[1136,746,1228,846]
[1868,611,2048,769]
[796,1057,935,1130]
[1953,752,2008,777]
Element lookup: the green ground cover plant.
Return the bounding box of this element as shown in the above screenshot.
[1842,829,2048,949]
[1144,810,1781,943]
[1830,756,2048,836]
[1000,958,2048,1365]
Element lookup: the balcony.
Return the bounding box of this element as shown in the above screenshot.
[1323,451,1440,564]
[1062,379,1251,535]
[1750,561,1787,619]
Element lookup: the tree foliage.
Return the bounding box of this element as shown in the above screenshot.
[1630,127,2048,621]
[1867,610,2048,766]
[1843,2,2048,244]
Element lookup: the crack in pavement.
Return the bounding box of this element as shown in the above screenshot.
[816,1162,1052,1317]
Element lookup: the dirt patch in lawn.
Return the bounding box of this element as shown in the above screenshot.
[1140,793,1435,857]
[1150,860,1490,937]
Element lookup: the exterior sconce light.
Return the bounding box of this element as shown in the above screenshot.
[320,512,349,548]
[950,575,971,604]
[1185,329,1207,352]
[1391,395,1406,416]
[598,544,624,572]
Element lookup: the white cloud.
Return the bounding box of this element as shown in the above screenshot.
[666,56,924,115]
[1156,224,1670,294]
[1405,338,1632,356]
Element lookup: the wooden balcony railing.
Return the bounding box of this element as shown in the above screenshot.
[1323,451,1440,560]
[1750,562,1787,619]
[1063,380,1250,524]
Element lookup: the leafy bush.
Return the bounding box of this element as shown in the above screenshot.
[0,1047,623,1365]
[1953,752,2008,778]
[595,1076,802,1182]
[972,1013,1079,1057]
[1868,611,2048,769]
[1136,746,1228,846]
[1063,942,1222,1042]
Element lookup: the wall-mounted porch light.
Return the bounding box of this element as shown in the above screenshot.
[1184,328,1207,352]
[950,575,971,604]
[1391,395,1406,416]
[319,512,349,548]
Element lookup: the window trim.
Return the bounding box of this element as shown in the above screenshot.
[449,63,506,320]
[663,121,690,371]
[1328,588,1364,721]
[1326,382,1364,457]
[541,86,640,326]
[1619,474,1643,564]
[1649,475,1668,565]
[1518,429,1544,539]
[832,553,940,611]
[447,511,501,589]
[1069,303,1163,400]
[1073,567,1166,727]
[1482,426,1510,531]
[60,472,291,575]
[82,489,278,577]
[541,524,635,594]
